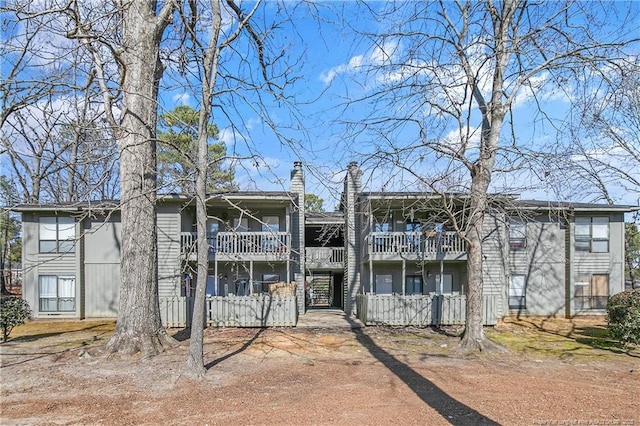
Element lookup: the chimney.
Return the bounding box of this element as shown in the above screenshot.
[343,161,362,315]
[290,161,304,192]
[290,162,305,313]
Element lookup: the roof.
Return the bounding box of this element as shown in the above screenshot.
[512,200,639,212]
[12,191,297,212]
[361,192,519,201]
[12,200,121,212]
[305,211,344,225]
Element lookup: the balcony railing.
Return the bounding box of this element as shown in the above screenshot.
[181,231,290,257]
[366,231,466,256]
[305,247,344,266]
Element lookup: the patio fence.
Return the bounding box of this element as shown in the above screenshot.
[356,293,498,326]
[159,294,298,328]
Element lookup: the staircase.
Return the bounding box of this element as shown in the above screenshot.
[308,275,331,307]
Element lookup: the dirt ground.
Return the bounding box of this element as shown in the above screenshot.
[1,318,638,425]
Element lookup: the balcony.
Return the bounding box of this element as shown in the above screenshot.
[181,231,290,261]
[305,247,344,269]
[365,231,467,261]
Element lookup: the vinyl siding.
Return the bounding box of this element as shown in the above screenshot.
[482,213,508,318]
[21,212,80,317]
[157,204,182,297]
[569,212,626,315]
[84,263,120,317]
[508,216,566,316]
[83,214,121,317]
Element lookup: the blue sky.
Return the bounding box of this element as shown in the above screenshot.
[2,1,639,210]
[157,1,640,210]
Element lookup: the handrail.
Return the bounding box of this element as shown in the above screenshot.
[181,231,290,255]
[305,247,345,263]
[366,231,466,254]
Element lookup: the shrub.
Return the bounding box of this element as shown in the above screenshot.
[0,297,31,342]
[606,290,640,346]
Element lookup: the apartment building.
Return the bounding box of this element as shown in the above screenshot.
[15,162,634,326]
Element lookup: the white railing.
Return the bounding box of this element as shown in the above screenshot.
[181,231,290,257]
[367,231,466,255]
[305,247,344,265]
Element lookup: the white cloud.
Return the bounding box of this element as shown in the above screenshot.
[320,55,364,85]
[172,93,191,105]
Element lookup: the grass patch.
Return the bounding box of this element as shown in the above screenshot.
[8,319,116,341]
[487,317,632,360]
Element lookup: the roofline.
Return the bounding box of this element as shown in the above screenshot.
[12,192,296,212]
[511,200,639,213]
[360,192,520,202]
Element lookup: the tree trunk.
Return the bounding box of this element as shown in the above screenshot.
[106,1,176,357]
[185,131,209,377]
[460,168,491,351]
[185,0,223,378]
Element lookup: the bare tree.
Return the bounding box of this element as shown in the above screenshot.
[1,8,118,204]
[171,0,302,377]
[559,57,640,204]
[82,1,179,355]
[6,0,179,354]
[337,1,639,351]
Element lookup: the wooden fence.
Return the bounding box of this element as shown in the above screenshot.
[356,293,498,326]
[159,294,298,328]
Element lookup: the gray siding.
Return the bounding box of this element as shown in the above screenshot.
[508,215,566,316]
[157,204,182,297]
[83,214,121,317]
[568,212,626,315]
[20,212,80,318]
[344,163,362,315]
[361,262,466,295]
[84,263,120,317]
[290,164,306,312]
[482,213,508,319]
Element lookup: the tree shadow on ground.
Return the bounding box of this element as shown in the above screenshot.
[347,319,498,425]
[204,328,265,370]
[171,328,191,342]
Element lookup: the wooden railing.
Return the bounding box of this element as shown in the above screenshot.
[159,295,298,327]
[181,231,290,257]
[356,293,498,326]
[305,247,344,265]
[366,231,466,255]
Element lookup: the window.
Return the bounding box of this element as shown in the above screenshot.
[262,274,280,283]
[375,274,393,294]
[405,222,421,252]
[575,217,609,253]
[259,274,280,294]
[509,275,526,309]
[509,220,526,250]
[207,220,219,252]
[262,216,280,232]
[372,219,391,252]
[262,216,281,252]
[233,217,249,232]
[574,274,609,310]
[435,273,453,294]
[374,217,391,233]
[39,217,75,253]
[405,275,422,295]
[39,275,75,312]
